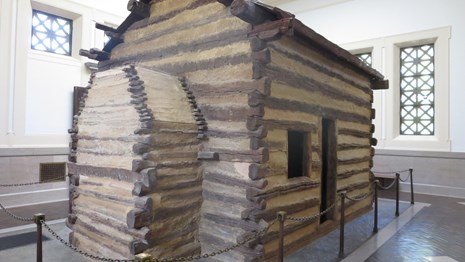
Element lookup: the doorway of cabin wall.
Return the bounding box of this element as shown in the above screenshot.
[320,118,337,223]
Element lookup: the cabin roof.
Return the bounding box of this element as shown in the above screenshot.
[102,0,385,85]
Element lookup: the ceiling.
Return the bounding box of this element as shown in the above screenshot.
[259,0,353,14]
[74,0,353,19]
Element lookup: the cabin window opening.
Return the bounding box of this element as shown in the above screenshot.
[320,118,337,223]
[400,44,435,135]
[31,9,73,56]
[287,130,308,179]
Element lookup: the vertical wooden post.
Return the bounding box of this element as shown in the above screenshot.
[409,168,414,204]
[395,173,400,217]
[338,191,346,258]
[277,211,287,262]
[33,213,45,262]
[134,253,153,261]
[373,180,379,233]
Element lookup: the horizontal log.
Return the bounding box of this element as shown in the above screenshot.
[338,181,370,192]
[264,96,370,125]
[70,174,80,186]
[372,79,389,90]
[248,18,293,41]
[68,163,139,182]
[244,198,319,221]
[338,168,370,179]
[337,143,371,151]
[230,0,275,25]
[202,213,263,233]
[153,198,202,220]
[203,189,264,209]
[204,170,268,189]
[132,160,156,172]
[101,25,249,70]
[268,42,372,94]
[249,163,266,180]
[246,178,319,201]
[127,208,152,229]
[338,128,371,138]
[197,151,219,161]
[217,0,233,6]
[263,120,318,133]
[129,240,148,255]
[248,90,266,107]
[265,65,371,109]
[338,156,371,165]
[252,48,271,64]
[250,36,267,52]
[214,148,269,163]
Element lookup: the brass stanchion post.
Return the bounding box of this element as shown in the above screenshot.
[338,191,346,258]
[395,173,400,216]
[135,253,153,262]
[373,180,379,233]
[409,168,414,204]
[33,213,45,262]
[277,211,287,262]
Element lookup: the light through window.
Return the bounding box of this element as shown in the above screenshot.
[400,44,435,135]
[355,52,372,67]
[31,10,72,55]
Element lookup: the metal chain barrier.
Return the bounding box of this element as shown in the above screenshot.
[344,191,373,202]
[0,176,66,187]
[147,219,277,262]
[41,219,134,262]
[398,173,411,182]
[40,214,276,262]
[287,199,338,222]
[0,201,35,222]
[375,179,397,190]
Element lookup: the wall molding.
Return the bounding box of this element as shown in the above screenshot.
[400,182,465,200]
[0,147,69,156]
[375,148,465,160]
[0,187,69,208]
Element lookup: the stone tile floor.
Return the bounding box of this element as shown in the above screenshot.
[0,192,464,261]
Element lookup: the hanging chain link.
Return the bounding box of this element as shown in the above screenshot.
[344,191,373,202]
[287,201,337,222]
[149,219,277,262]
[376,179,397,190]
[41,220,134,262]
[0,176,66,187]
[0,202,35,222]
[398,173,411,182]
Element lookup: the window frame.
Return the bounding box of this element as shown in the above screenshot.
[341,27,451,151]
[287,130,311,179]
[31,9,73,56]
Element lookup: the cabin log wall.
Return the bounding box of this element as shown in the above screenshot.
[256,35,375,260]
[107,1,268,260]
[68,66,203,259]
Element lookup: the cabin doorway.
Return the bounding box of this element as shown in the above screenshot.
[320,118,337,223]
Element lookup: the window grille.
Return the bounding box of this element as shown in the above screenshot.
[400,44,435,135]
[31,10,72,55]
[355,52,372,67]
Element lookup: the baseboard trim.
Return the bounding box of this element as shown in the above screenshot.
[0,188,69,208]
[399,182,465,199]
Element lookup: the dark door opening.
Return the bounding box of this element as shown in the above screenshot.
[320,118,337,223]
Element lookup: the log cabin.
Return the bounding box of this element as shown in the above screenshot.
[67,0,388,261]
